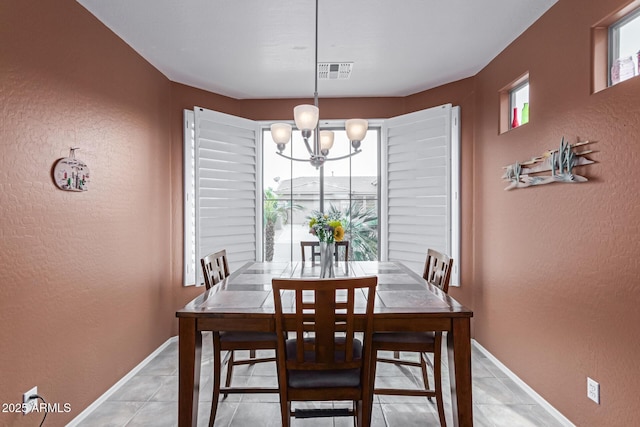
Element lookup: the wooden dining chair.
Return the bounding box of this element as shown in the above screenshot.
[272,276,378,427]
[200,250,277,427]
[300,240,350,262]
[371,249,453,426]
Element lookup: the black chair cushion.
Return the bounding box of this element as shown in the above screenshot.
[286,337,362,388]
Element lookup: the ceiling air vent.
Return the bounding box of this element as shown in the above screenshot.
[318,62,353,80]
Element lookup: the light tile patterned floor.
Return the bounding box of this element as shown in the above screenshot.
[77,335,567,426]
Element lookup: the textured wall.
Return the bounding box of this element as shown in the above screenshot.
[0,1,174,426]
[3,0,639,425]
[472,0,640,425]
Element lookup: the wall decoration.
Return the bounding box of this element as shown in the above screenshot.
[53,147,90,191]
[502,138,596,190]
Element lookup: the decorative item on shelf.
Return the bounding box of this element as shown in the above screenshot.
[269,0,367,169]
[521,102,529,125]
[511,107,519,128]
[501,137,597,190]
[307,210,346,278]
[611,56,635,85]
[53,147,90,192]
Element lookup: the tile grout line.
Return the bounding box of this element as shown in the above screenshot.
[66,337,177,427]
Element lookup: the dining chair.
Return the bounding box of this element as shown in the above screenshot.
[200,250,278,427]
[300,240,350,262]
[371,249,453,426]
[272,276,378,427]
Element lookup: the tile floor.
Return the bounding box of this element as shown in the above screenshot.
[76,335,568,426]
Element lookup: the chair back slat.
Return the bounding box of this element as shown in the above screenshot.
[422,249,453,292]
[272,276,377,372]
[201,249,230,290]
[300,241,350,262]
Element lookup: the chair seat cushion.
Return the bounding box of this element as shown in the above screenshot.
[286,337,362,388]
[219,331,277,342]
[373,331,435,344]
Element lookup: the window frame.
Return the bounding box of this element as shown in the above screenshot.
[592,0,640,93]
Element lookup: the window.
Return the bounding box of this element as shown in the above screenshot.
[510,81,530,129]
[185,105,460,286]
[262,124,380,263]
[592,1,640,92]
[609,6,640,86]
[499,73,529,133]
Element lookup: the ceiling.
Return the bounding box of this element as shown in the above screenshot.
[77,0,557,100]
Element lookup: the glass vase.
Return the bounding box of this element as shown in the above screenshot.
[521,102,529,124]
[511,107,519,128]
[319,242,335,278]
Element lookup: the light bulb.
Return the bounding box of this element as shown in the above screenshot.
[345,119,368,142]
[293,105,319,132]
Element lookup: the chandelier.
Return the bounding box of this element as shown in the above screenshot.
[270,0,368,169]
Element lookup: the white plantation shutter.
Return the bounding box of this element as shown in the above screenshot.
[382,104,460,285]
[193,107,260,283]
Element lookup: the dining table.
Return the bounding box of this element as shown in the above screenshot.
[176,260,473,426]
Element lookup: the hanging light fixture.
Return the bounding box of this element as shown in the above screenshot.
[270,0,368,169]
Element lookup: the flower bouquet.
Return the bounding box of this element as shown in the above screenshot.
[307,210,345,243]
[306,210,345,278]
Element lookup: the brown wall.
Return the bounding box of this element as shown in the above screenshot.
[0,1,176,425]
[3,0,639,425]
[471,0,640,425]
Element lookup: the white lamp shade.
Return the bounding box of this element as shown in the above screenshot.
[270,123,292,144]
[320,130,335,151]
[293,104,319,132]
[345,119,368,141]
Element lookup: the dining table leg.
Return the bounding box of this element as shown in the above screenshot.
[447,317,473,427]
[178,318,202,427]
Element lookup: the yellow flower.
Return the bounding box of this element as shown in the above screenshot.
[333,225,345,242]
[328,220,341,229]
[309,218,316,228]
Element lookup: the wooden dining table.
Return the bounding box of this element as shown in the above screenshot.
[176,260,473,426]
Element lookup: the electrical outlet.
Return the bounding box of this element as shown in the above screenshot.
[22,386,37,415]
[587,377,600,404]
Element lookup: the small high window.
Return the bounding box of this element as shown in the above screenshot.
[499,72,529,134]
[609,6,640,86]
[509,81,530,129]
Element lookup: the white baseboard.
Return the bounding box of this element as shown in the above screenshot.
[472,339,575,427]
[66,336,177,427]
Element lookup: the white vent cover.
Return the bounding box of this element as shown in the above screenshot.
[318,62,353,80]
